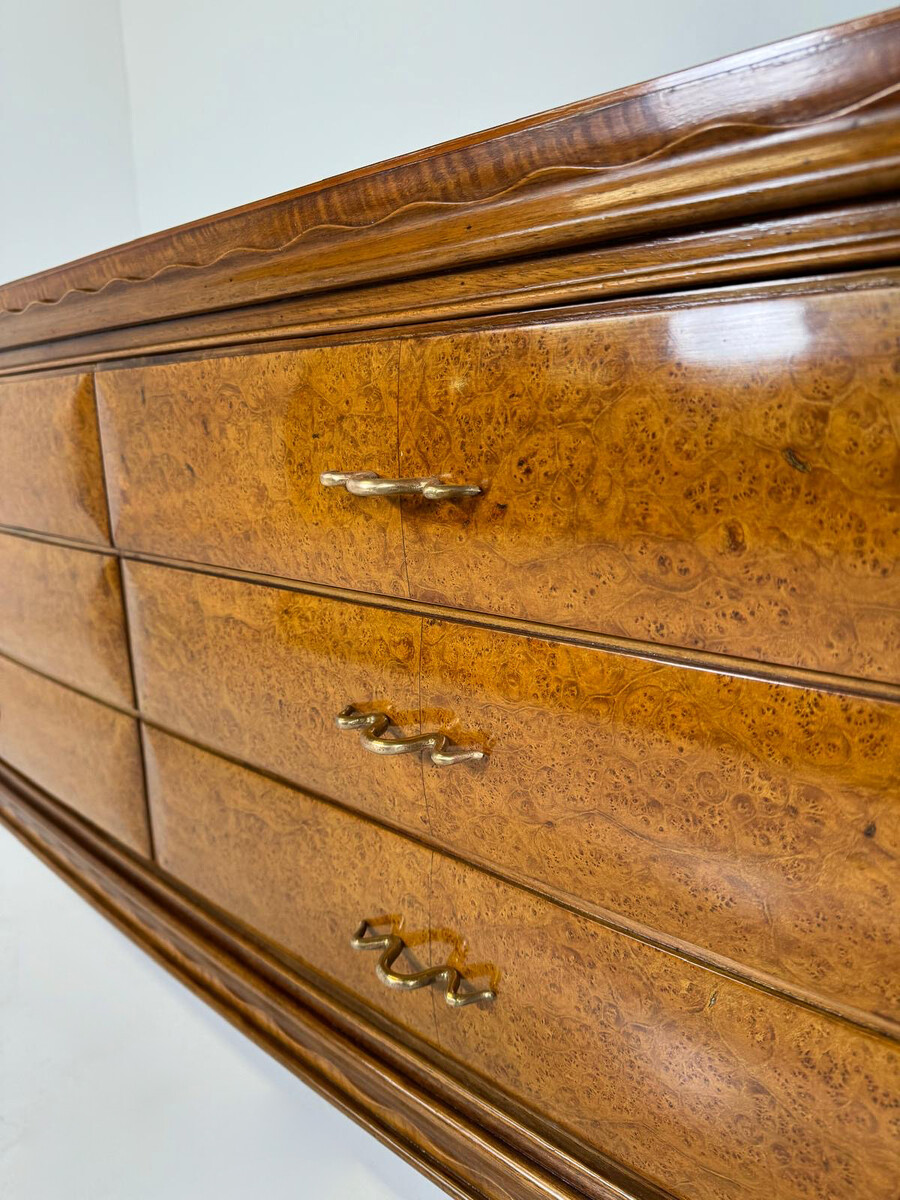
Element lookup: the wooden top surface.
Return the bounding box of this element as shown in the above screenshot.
[2,7,900,351]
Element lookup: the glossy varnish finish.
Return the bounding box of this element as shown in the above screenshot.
[96,343,406,594]
[419,617,900,1027]
[143,734,900,1200]
[400,286,900,681]
[430,856,900,1200]
[0,373,110,543]
[0,533,134,707]
[144,729,439,1039]
[123,561,428,834]
[0,656,148,853]
[3,12,900,1200]
[2,10,900,348]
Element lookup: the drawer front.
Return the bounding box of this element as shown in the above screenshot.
[430,858,900,1200]
[123,562,428,834]
[420,619,900,1024]
[399,287,900,681]
[0,656,148,853]
[0,373,110,544]
[0,534,134,707]
[95,343,406,594]
[144,729,437,1036]
[141,729,899,1200]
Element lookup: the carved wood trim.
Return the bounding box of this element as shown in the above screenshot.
[2,9,900,357]
[1,201,899,375]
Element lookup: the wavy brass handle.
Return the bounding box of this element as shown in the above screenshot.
[321,470,481,500]
[351,921,496,1007]
[336,705,485,766]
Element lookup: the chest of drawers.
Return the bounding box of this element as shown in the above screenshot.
[1,12,899,1200]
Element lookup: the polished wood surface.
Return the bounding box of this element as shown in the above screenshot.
[2,209,898,378]
[419,617,900,1026]
[123,561,427,834]
[3,12,900,1200]
[125,732,900,1200]
[2,10,899,349]
[120,558,899,1027]
[400,285,900,680]
[0,656,147,853]
[0,373,110,543]
[0,533,133,707]
[430,856,900,1200]
[96,344,407,593]
[0,762,660,1200]
[144,728,438,1038]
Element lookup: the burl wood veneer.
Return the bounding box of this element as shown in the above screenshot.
[399,286,900,681]
[0,656,147,853]
[2,12,900,1200]
[143,728,438,1036]
[430,855,900,1200]
[0,373,110,543]
[95,343,406,594]
[146,733,900,1200]
[123,561,427,834]
[0,533,133,707]
[122,558,898,1026]
[419,618,900,1027]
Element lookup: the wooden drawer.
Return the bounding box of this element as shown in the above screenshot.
[95,343,406,594]
[122,556,899,1025]
[419,619,900,1026]
[123,561,428,834]
[399,287,900,681]
[142,733,898,1200]
[0,373,111,544]
[0,534,134,707]
[144,729,436,1036]
[0,656,148,853]
[430,857,900,1200]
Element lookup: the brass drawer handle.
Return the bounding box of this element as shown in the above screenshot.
[321,470,481,500]
[351,921,496,1007]
[336,704,485,766]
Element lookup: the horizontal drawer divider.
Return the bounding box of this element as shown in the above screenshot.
[3,520,898,706]
[3,651,889,1045]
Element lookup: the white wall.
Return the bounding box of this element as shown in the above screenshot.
[0,0,139,281]
[119,0,882,237]
[0,3,886,1199]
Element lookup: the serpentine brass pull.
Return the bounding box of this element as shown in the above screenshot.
[321,470,481,500]
[336,705,486,766]
[351,921,496,1007]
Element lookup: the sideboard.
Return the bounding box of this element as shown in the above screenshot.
[1,10,899,1199]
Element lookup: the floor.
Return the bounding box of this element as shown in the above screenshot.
[0,824,442,1200]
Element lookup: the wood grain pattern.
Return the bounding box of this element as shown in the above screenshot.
[144,728,439,1039]
[430,856,900,1200]
[0,373,110,543]
[0,656,147,853]
[0,761,665,1200]
[400,285,900,681]
[96,344,407,594]
[123,561,427,834]
[420,617,900,1027]
[2,204,898,377]
[2,10,900,348]
[0,533,133,707]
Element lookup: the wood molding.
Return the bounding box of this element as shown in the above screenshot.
[2,200,900,375]
[2,9,900,356]
[0,760,669,1200]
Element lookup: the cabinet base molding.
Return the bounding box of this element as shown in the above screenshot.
[0,761,665,1200]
